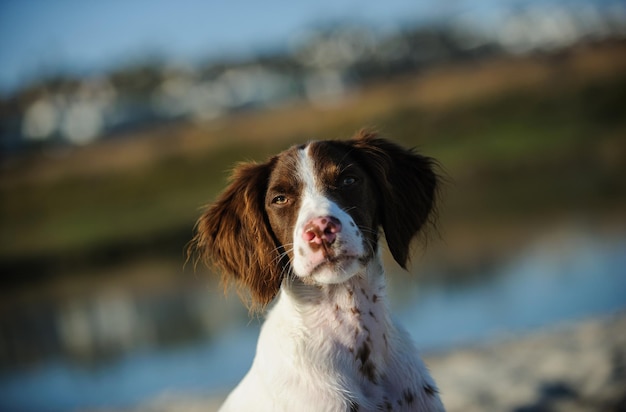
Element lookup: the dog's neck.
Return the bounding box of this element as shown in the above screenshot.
[279,258,393,381]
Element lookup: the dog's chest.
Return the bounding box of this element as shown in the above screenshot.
[297,278,396,400]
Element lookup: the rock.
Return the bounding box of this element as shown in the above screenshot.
[427,312,626,412]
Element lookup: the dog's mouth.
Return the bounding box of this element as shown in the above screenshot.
[305,253,372,284]
[310,255,358,273]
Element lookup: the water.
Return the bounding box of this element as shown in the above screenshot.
[1,229,625,412]
[399,231,626,350]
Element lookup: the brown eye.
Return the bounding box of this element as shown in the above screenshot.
[272,195,288,205]
[341,176,357,187]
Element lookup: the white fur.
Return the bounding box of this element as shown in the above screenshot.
[219,145,444,412]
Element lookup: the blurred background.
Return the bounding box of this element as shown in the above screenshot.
[1,0,625,411]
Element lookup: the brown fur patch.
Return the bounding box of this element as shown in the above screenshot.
[188,160,283,310]
[347,131,440,268]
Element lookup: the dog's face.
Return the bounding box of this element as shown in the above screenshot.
[190,131,438,308]
[265,141,379,285]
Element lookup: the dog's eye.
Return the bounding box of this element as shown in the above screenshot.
[272,195,288,205]
[341,176,357,187]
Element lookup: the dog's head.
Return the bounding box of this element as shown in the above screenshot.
[190,131,439,308]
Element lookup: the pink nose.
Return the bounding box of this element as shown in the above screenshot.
[303,216,342,246]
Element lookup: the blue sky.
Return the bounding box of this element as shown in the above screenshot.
[0,0,488,95]
[0,1,430,91]
[0,0,615,96]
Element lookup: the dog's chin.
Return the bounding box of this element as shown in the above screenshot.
[304,255,366,285]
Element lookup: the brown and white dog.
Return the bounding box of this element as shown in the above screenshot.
[190,131,444,411]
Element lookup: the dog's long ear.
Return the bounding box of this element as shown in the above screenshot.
[189,159,282,310]
[349,131,439,268]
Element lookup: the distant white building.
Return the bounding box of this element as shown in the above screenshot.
[153,65,298,122]
[21,78,116,145]
[22,97,59,141]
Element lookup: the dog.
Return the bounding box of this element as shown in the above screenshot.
[190,131,444,411]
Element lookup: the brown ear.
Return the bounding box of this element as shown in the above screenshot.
[188,159,283,310]
[349,131,439,268]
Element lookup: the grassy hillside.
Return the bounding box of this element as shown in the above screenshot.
[1,42,625,272]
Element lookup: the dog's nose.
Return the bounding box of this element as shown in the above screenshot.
[303,216,342,246]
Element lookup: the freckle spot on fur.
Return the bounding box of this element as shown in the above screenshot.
[403,389,415,405]
[372,294,378,303]
[369,310,376,320]
[359,288,369,300]
[350,307,361,316]
[356,342,377,383]
[381,397,392,411]
[335,304,340,312]
[383,333,388,349]
[357,342,370,364]
[424,384,438,397]
[349,221,355,227]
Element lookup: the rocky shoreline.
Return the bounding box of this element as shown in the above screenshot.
[428,312,626,412]
[121,312,626,412]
